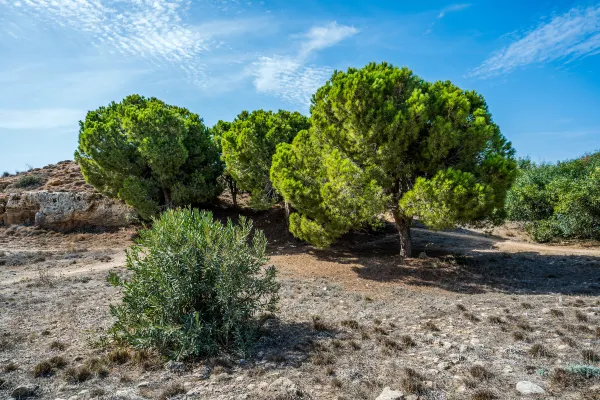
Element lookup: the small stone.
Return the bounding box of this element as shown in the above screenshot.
[418,252,428,259]
[459,344,468,353]
[213,373,231,382]
[375,387,404,400]
[442,341,453,350]
[194,365,211,379]
[258,382,269,390]
[438,362,451,370]
[406,395,418,400]
[164,361,185,372]
[11,384,40,399]
[109,389,145,400]
[136,382,150,388]
[516,381,545,395]
[246,384,256,391]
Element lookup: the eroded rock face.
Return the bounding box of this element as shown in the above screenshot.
[0,191,136,231]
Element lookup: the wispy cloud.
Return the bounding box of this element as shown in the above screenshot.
[470,5,600,78]
[424,3,471,34]
[0,108,84,130]
[0,0,267,83]
[299,22,359,57]
[252,22,358,107]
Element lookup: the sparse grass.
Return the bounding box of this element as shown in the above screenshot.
[65,366,92,383]
[423,321,440,332]
[349,340,361,350]
[560,336,577,347]
[158,383,186,400]
[360,331,370,340]
[471,389,497,400]
[14,174,43,188]
[340,320,359,330]
[464,312,480,322]
[312,316,331,332]
[400,335,416,347]
[331,377,343,388]
[33,361,54,377]
[49,356,67,369]
[311,352,335,366]
[487,316,504,324]
[517,322,534,332]
[529,343,552,358]
[400,368,424,395]
[576,311,589,322]
[470,365,493,380]
[582,350,600,363]
[373,326,388,336]
[551,309,564,317]
[50,340,66,351]
[381,338,401,351]
[107,348,131,364]
[3,362,18,373]
[521,302,533,309]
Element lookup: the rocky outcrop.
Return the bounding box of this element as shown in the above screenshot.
[0,191,136,231]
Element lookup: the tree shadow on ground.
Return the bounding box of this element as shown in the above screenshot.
[210,203,600,296]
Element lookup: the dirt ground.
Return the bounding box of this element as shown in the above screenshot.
[1,203,600,400]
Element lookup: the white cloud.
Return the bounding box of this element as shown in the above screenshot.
[252,56,331,106]
[300,22,358,57]
[0,108,84,129]
[252,22,358,107]
[470,5,600,78]
[424,3,471,34]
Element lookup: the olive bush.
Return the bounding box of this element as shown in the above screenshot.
[108,208,279,359]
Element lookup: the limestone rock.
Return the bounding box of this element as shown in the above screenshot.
[516,381,545,395]
[0,191,135,230]
[375,387,404,400]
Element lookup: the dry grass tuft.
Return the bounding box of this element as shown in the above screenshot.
[49,340,66,351]
[576,311,589,323]
[400,368,425,394]
[340,320,359,330]
[330,377,343,388]
[3,362,18,373]
[487,316,504,325]
[107,348,131,364]
[158,383,186,400]
[512,331,526,341]
[33,361,54,378]
[528,343,552,358]
[470,365,493,380]
[471,389,497,400]
[312,316,331,332]
[373,326,388,336]
[464,313,481,322]
[400,335,416,347]
[521,302,533,309]
[560,336,577,347]
[517,323,534,332]
[583,349,600,363]
[456,304,467,311]
[311,352,335,366]
[423,321,440,332]
[549,368,582,388]
[550,309,565,318]
[65,366,93,383]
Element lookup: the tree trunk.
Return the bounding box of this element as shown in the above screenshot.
[392,210,412,258]
[162,188,172,209]
[228,178,238,208]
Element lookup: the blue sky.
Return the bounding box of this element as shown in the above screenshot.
[1,0,599,172]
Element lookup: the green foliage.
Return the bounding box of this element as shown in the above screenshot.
[14,174,43,188]
[75,95,222,219]
[506,152,600,242]
[271,62,516,255]
[219,110,310,210]
[565,365,600,378]
[108,208,279,360]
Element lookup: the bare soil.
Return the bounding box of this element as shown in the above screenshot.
[1,201,600,400]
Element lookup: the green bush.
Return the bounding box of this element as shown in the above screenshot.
[218,110,310,210]
[15,174,43,188]
[506,153,600,242]
[108,208,279,360]
[75,95,223,220]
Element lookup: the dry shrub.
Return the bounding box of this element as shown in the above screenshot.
[159,383,186,400]
[65,366,92,383]
[423,321,440,332]
[471,389,497,400]
[528,343,552,358]
[470,365,493,380]
[400,368,425,394]
[340,320,359,330]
